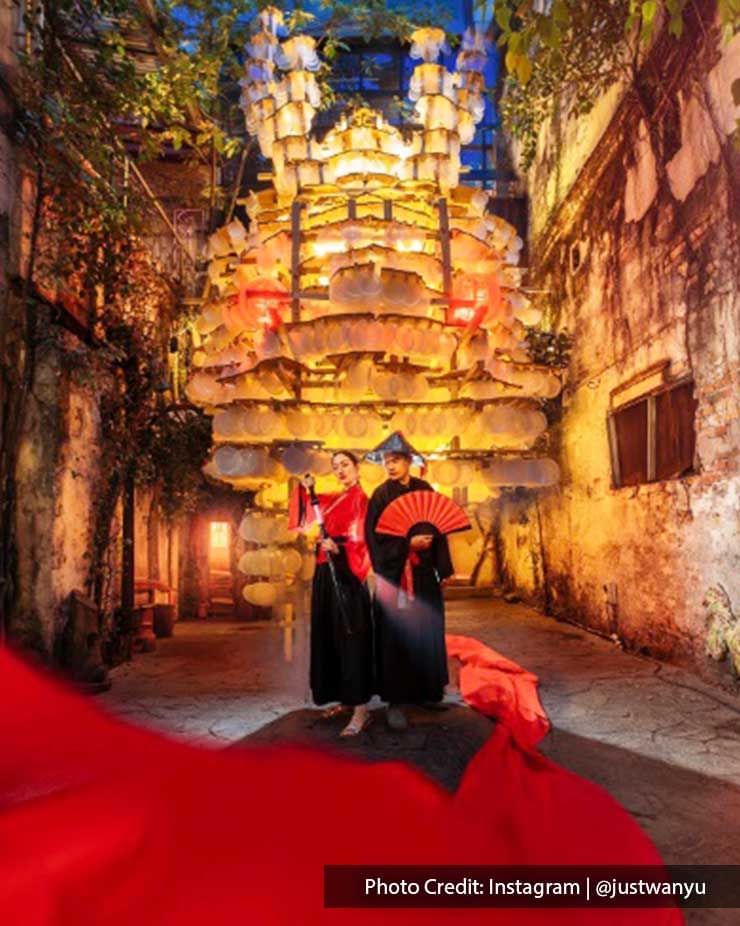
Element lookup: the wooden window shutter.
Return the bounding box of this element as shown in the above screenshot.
[613,399,649,486]
[655,381,697,480]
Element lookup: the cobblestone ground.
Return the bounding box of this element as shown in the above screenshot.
[99,598,740,925]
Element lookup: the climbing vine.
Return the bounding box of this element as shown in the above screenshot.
[490,0,740,169]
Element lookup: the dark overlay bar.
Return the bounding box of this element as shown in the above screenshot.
[324,866,740,908]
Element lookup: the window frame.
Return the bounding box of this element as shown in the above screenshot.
[607,376,696,489]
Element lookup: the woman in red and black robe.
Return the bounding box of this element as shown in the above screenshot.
[288,450,374,736]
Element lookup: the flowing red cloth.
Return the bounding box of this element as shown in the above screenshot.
[288,482,371,583]
[0,645,681,926]
[445,634,550,751]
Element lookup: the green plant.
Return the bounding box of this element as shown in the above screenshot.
[524,326,572,368]
[489,0,740,170]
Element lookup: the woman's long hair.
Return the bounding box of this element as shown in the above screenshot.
[331,450,360,467]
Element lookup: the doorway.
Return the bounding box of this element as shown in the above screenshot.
[208,520,235,618]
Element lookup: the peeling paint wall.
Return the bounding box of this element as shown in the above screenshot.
[13,331,103,656]
[498,11,740,681]
[12,359,184,658]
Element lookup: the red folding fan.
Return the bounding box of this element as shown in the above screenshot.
[375,491,471,537]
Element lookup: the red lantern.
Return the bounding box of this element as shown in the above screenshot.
[223,278,290,332]
[448,273,502,330]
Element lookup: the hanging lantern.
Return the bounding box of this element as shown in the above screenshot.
[281,548,303,576]
[243,582,279,607]
[448,273,502,329]
[234,280,290,331]
[187,18,558,491]
[282,444,314,475]
[431,459,461,486]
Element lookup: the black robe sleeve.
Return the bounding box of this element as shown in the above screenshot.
[365,482,409,584]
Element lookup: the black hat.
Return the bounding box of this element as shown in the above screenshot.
[365,431,425,467]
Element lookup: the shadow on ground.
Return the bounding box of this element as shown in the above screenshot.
[237,703,494,792]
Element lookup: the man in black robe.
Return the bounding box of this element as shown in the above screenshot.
[364,431,453,731]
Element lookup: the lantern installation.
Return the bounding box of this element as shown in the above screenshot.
[186,10,563,599]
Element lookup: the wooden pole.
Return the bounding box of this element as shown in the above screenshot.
[437,197,452,300]
[290,200,302,324]
[438,197,455,370]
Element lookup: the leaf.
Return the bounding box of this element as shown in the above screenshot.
[641,0,657,23]
[517,55,533,85]
[495,4,512,31]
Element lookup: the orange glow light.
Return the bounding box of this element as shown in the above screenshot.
[210,521,230,549]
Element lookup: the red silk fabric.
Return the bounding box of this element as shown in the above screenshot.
[288,482,371,583]
[0,640,680,925]
[446,634,550,751]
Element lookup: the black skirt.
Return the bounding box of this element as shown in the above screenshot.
[310,557,374,707]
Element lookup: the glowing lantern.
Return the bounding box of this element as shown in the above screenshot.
[409,27,449,63]
[234,280,290,331]
[282,444,313,475]
[213,445,243,477]
[281,548,303,576]
[448,273,502,329]
[432,459,461,486]
[243,582,279,607]
[186,14,559,495]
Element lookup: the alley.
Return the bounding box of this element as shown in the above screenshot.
[99,598,740,886]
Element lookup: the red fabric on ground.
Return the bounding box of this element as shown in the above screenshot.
[446,633,550,750]
[0,645,682,925]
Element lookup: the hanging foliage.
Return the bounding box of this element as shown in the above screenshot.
[490,0,740,169]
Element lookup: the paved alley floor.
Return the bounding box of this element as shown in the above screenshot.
[98,597,740,924]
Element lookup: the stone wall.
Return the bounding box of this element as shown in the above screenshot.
[497,7,740,681]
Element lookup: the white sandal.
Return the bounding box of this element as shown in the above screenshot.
[339,711,372,737]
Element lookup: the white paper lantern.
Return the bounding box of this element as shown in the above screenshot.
[213,407,245,439]
[256,407,280,436]
[282,444,313,475]
[433,459,461,486]
[238,513,259,542]
[310,451,333,475]
[342,411,368,438]
[286,409,312,438]
[281,548,303,576]
[214,446,243,477]
[243,582,278,607]
[411,373,429,401]
[344,359,371,397]
[186,372,222,405]
[312,411,334,438]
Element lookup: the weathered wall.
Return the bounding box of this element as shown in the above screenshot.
[13,330,103,655]
[13,368,185,657]
[498,9,740,681]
